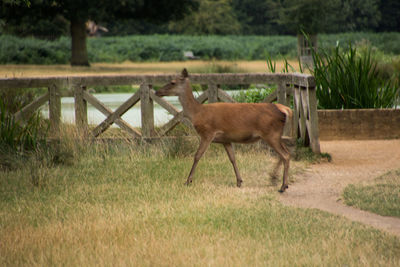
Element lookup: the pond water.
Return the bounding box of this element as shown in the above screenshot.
[41,91,234,128]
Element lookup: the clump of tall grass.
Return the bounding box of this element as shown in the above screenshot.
[310,43,400,109]
[0,98,46,154]
[0,89,87,172]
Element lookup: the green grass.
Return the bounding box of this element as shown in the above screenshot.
[1,135,400,266]
[343,169,400,218]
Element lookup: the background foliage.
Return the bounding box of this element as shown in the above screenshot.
[1,32,400,64]
[1,0,398,38]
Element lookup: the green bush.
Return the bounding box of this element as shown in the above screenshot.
[0,34,309,64]
[0,35,70,64]
[1,33,400,65]
[233,88,274,103]
[311,43,400,109]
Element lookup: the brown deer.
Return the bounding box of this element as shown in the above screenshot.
[156,69,293,192]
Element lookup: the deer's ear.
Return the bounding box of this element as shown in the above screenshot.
[182,68,189,78]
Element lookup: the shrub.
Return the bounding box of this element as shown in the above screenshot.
[2,33,400,64]
[233,88,274,103]
[310,43,400,109]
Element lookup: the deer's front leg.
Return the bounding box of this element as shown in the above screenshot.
[223,143,243,187]
[185,135,213,185]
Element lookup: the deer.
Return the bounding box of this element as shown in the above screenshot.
[156,69,293,192]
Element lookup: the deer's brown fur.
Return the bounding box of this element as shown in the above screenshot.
[156,69,292,192]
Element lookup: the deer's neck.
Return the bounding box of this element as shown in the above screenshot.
[179,83,201,120]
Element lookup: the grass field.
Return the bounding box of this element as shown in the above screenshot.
[343,169,400,218]
[1,133,400,266]
[0,60,301,78]
[1,60,400,265]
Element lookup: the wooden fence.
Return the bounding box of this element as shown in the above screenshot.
[0,73,320,153]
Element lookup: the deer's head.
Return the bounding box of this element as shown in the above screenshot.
[156,68,189,97]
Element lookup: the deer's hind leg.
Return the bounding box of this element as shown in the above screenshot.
[223,143,243,187]
[270,141,290,181]
[262,134,290,192]
[270,158,283,185]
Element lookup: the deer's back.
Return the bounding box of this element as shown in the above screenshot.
[192,102,286,136]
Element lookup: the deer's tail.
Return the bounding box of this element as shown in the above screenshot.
[274,103,292,124]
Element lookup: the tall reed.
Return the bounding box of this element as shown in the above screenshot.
[310,43,399,109]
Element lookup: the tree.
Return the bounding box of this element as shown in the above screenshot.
[278,0,343,35]
[377,0,400,32]
[1,0,198,66]
[343,0,380,32]
[232,0,285,35]
[169,0,241,35]
[278,0,381,34]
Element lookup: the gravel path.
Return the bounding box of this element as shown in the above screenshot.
[280,140,400,237]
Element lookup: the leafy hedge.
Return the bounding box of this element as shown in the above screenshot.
[1,32,400,64]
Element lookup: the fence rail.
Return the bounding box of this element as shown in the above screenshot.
[0,73,320,153]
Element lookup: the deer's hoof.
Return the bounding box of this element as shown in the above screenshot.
[278,185,289,193]
[184,180,192,186]
[237,180,243,188]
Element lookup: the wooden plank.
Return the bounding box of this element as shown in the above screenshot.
[49,84,61,136]
[292,87,300,139]
[196,91,208,104]
[217,89,236,103]
[285,86,294,97]
[0,73,314,89]
[149,90,179,116]
[300,86,310,121]
[83,91,141,138]
[83,91,110,116]
[277,82,286,105]
[92,89,141,137]
[74,85,88,135]
[114,119,142,138]
[0,77,67,90]
[279,84,292,137]
[208,84,218,103]
[307,86,321,153]
[13,92,49,122]
[140,84,154,138]
[157,112,184,136]
[296,88,306,142]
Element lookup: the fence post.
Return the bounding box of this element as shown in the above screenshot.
[277,82,287,105]
[307,86,321,153]
[49,84,61,136]
[74,85,88,136]
[277,82,292,137]
[208,83,218,103]
[140,83,154,139]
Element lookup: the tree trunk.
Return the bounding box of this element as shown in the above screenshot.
[70,18,90,66]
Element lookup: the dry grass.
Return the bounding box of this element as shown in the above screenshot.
[0,60,301,78]
[1,131,400,266]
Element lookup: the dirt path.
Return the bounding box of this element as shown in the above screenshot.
[280,140,400,237]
